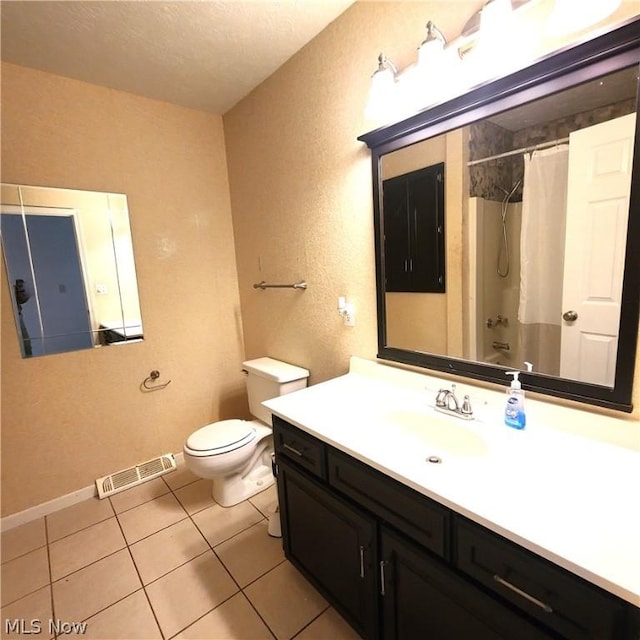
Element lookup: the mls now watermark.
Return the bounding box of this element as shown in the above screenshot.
[4,619,88,635]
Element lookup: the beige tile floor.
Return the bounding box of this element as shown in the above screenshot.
[1,467,360,640]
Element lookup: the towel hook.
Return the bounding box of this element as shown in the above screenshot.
[141,370,171,392]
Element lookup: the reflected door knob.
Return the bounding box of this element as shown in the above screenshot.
[563,310,578,322]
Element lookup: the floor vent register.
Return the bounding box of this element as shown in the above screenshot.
[95,453,177,498]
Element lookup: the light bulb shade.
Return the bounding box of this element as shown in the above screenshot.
[465,0,516,81]
[547,0,622,35]
[417,37,445,70]
[407,48,464,113]
[479,0,513,45]
[417,21,446,72]
[365,56,398,121]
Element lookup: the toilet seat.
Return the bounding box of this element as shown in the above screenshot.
[185,419,256,456]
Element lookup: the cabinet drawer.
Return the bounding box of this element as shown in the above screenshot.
[455,518,630,640]
[273,416,326,480]
[328,448,448,558]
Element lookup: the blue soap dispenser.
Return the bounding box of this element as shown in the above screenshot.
[504,370,526,430]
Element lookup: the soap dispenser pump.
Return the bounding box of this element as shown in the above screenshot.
[504,369,526,430]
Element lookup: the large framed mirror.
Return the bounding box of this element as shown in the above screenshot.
[1,184,144,357]
[359,18,640,412]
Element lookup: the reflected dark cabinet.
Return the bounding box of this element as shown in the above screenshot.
[382,163,445,293]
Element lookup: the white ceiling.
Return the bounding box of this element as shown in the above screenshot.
[0,0,355,114]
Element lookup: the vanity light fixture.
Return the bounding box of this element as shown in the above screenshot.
[365,23,450,122]
[465,0,517,79]
[363,0,612,123]
[364,53,398,121]
[546,0,622,35]
[479,0,514,42]
[417,21,447,71]
[364,1,519,122]
[404,20,455,113]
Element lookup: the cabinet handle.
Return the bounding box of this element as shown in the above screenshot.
[380,560,388,596]
[283,443,303,457]
[493,574,553,613]
[359,545,365,578]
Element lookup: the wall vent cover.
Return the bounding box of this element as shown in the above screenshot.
[95,453,177,499]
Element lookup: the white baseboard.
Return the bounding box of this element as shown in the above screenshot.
[1,451,186,532]
[1,484,97,532]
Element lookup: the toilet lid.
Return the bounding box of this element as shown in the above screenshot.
[186,419,256,453]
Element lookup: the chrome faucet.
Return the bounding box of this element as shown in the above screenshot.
[435,384,473,420]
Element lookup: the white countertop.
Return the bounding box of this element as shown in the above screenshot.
[264,357,640,607]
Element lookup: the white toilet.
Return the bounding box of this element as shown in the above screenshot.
[183,357,309,507]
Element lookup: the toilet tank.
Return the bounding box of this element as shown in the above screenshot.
[243,357,309,425]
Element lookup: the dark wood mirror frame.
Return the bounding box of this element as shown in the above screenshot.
[359,17,640,412]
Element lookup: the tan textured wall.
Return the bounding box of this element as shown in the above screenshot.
[386,293,448,354]
[224,2,486,385]
[225,1,640,409]
[1,63,247,516]
[2,1,639,516]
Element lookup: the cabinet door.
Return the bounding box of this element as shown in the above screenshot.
[277,457,378,640]
[382,163,445,293]
[382,174,411,292]
[380,527,550,640]
[409,164,445,293]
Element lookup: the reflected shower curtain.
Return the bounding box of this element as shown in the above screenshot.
[518,145,569,376]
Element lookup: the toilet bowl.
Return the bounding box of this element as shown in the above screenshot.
[184,419,274,507]
[183,357,309,507]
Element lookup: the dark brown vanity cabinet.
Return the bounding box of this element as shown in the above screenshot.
[274,416,378,638]
[273,416,637,640]
[380,526,546,640]
[382,163,445,293]
[276,458,379,639]
[454,519,635,640]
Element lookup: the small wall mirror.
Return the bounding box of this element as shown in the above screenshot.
[359,19,640,412]
[1,184,143,357]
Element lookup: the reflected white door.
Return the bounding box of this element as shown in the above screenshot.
[560,113,636,386]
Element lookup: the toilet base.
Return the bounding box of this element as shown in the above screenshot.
[212,460,275,507]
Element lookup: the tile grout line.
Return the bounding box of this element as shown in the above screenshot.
[50,497,169,632]
[0,542,48,567]
[236,591,279,640]
[110,480,197,638]
[140,548,212,589]
[50,510,143,629]
[43,516,57,640]
[165,591,243,640]
[209,500,286,640]
[237,585,280,640]
[47,542,126,584]
[112,507,166,640]
[45,504,154,629]
[5,480,303,640]
[47,512,114,546]
[157,479,248,640]
[290,604,332,640]
[0,526,55,611]
[167,479,284,640]
[78,588,148,627]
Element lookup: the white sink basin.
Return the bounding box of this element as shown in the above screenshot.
[385,409,488,457]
